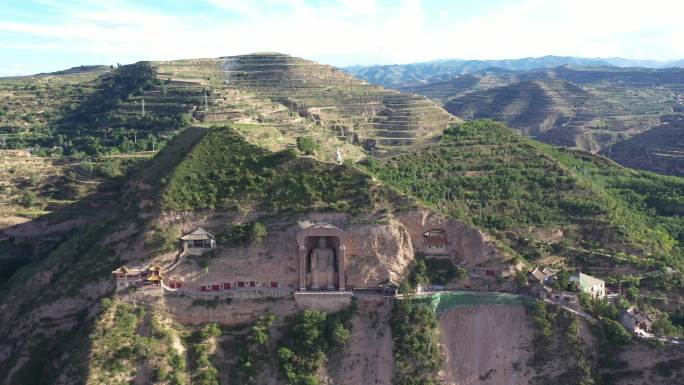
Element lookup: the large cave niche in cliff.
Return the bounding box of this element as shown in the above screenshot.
[297,223,348,291]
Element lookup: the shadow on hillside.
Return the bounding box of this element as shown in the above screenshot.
[0,126,209,383]
[0,175,124,286]
[0,126,209,288]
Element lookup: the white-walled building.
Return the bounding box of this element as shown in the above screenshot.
[571,272,605,299]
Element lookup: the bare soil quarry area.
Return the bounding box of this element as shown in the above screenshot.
[439,305,535,385]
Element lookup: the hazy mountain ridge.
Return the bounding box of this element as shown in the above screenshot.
[345,55,684,87]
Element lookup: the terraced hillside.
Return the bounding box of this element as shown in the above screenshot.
[221,54,456,151]
[397,72,517,102]
[545,66,684,87]
[2,54,457,157]
[0,67,109,151]
[53,62,204,154]
[0,63,204,156]
[603,115,684,176]
[443,78,671,152]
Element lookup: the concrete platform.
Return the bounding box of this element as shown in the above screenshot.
[294,291,353,312]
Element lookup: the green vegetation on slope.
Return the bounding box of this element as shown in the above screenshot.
[163,126,395,213]
[277,306,355,385]
[390,300,442,385]
[187,323,221,385]
[0,68,106,148]
[531,302,596,385]
[364,120,684,270]
[55,62,196,156]
[233,315,277,385]
[88,300,188,385]
[0,127,209,383]
[1,62,200,156]
[58,62,159,130]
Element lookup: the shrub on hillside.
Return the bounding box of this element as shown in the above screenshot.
[248,222,267,244]
[600,318,632,346]
[163,127,380,213]
[651,315,682,337]
[365,119,684,273]
[218,221,268,245]
[296,137,319,155]
[277,305,355,385]
[17,190,38,208]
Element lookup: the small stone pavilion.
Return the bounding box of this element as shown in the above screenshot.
[296,223,348,291]
[180,227,216,256]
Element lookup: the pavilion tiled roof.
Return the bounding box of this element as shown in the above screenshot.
[180,227,214,241]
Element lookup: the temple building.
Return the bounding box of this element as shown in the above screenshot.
[422,229,449,256]
[180,227,216,256]
[112,264,163,290]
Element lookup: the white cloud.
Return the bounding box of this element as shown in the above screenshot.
[1,0,684,75]
[440,0,684,61]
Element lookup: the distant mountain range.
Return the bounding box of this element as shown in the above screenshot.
[347,58,684,176]
[344,55,684,87]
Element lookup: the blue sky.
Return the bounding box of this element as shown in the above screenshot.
[1,0,683,75]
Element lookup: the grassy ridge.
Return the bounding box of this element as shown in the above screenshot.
[364,120,684,269]
[162,126,396,213]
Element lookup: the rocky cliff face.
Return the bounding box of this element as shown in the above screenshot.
[397,210,510,267]
[162,209,510,299]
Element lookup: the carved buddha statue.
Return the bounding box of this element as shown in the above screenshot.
[310,237,335,290]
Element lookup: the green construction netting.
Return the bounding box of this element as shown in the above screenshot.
[406,291,534,315]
